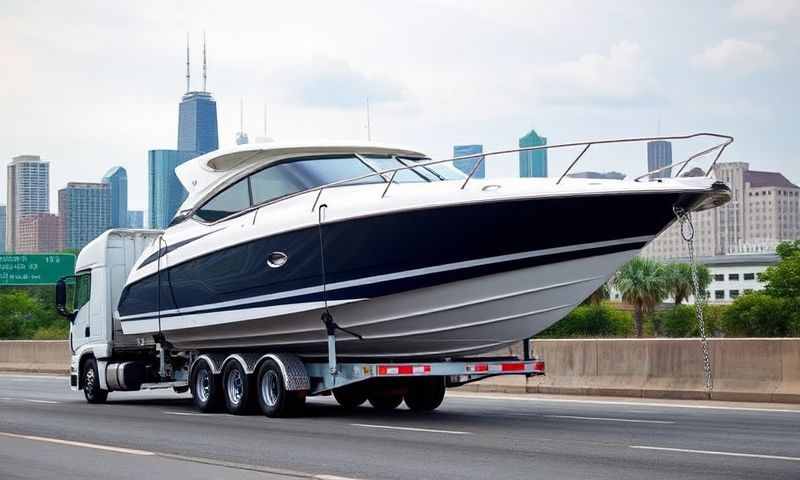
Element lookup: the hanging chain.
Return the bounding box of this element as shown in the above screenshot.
[674,206,713,392]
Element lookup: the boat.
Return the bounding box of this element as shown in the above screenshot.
[116,134,732,359]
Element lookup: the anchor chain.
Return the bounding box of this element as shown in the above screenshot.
[674,206,713,392]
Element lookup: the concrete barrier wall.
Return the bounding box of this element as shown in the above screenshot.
[1,339,798,403]
[0,340,69,374]
[463,338,800,403]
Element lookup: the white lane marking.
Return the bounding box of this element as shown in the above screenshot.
[448,392,800,414]
[314,476,366,480]
[631,445,800,462]
[545,415,674,424]
[0,397,61,404]
[0,431,154,456]
[0,374,65,381]
[162,411,208,416]
[352,423,472,435]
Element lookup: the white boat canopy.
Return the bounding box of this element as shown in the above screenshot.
[175,141,427,213]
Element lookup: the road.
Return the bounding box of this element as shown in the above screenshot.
[1,374,799,480]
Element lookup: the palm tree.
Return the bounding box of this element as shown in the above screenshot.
[614,257,667,337]
[663,263,711,306]
[583,282,610,306]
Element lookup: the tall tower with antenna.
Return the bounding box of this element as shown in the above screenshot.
[185,33,191,92]
[177,31,218,155]
[202,30,207,92]
[236,98,249,145]
[254,103,274,143]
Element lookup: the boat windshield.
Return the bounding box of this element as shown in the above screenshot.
[397,157,467,181]
[360,155,431,183]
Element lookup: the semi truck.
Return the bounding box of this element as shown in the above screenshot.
[57,230,544,417]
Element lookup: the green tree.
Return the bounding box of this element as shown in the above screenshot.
[760,240,800,301]
[663,262,711,305]
[722,292,797,337]
[582,282,610,306]
[538,303,633,338]
[614,257,667,337]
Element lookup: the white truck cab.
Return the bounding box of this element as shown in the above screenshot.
[56,229,163,397]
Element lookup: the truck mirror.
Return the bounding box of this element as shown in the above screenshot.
[55,276,75,320]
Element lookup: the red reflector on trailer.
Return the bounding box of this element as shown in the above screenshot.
[377,364,431,376]
[532,361,545,373]
[501,362,526,372]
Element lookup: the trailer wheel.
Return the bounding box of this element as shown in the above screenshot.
[256,359,305,418]
[191,361,222,412]
[333,383,368,409]
[222,361,253,415]
[368,392,403,411]
[404,377,446,412]
[82,357,108,404]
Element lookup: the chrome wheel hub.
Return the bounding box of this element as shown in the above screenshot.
[261,370,280,407]
[196,369,210,403]
[226,369,243,405]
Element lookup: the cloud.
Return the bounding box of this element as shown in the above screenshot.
[531,41,660,106]
[278,55,407,109]
[732,0,800,24]
[691,39,777,75]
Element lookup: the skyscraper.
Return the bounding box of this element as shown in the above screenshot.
[58,182,111,250]
[452,145,485,178]
[148,150,186,229]
[127,210,144,229]
[647,140,672,179]
[519,130,548,178]
[148,34,219,229]
[102,166,128,228]
[177,34,218,157]
[17,213,62,253]
[0,205,5,253]
[6,155,50,252]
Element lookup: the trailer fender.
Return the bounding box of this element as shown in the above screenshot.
[253,354,310,392]
[191,353,226,375]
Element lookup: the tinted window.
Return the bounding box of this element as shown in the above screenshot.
[71,272,91,312]
[714,290,724,299]
[713,274,724,281]
[728,273,739,281]
[730,290,740,299]
[743,273,755,280]
[288,155,383,186]
[249,163,307,205]
[195,178,250,222]
[361,155,428,183]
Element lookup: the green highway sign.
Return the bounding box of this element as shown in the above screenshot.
[0,254,76,286]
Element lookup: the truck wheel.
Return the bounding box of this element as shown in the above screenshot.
[333,383,368,409]
[256,359,305,418]
[368,392,403,411]
[82,357,108,404]
[191,361,222,412]
[222,361,253,415]
[404,377,446,412]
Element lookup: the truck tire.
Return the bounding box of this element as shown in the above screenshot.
[404,377,446,412]
[256,359,305,418]
[368,392,403,411]
[222,361,253,415]
[82,357,108,404]
[191,361,222,412]
[333,383,368,409]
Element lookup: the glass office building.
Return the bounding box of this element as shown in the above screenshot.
[519,130,548,178]
[127,210,144,229]
[148,150,189,229]
[58,182,111,250]
[452,145,485,178]
[178,91,219,157]
[647,140,673,179]
[102,166,128,228]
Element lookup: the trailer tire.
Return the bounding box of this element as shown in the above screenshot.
[82,357,108,404]
[333,383,368,409]
[404,377,446,412]
[256,359,305,418]
[222,361,254,415]
[368,392,403,411]
[191,361,222,412]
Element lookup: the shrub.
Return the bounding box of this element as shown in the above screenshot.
[32,323,69,340]
[537,303,633,338]
[722,293,796,337]
[656,304,725,337]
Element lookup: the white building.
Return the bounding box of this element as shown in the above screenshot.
[642,162,799,259]
[5,155,50,252]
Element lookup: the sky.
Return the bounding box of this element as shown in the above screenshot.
[1,0,798,213]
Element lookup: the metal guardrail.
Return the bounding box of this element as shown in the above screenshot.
[308,132,734,211]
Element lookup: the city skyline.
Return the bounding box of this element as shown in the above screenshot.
[1,2,797,213]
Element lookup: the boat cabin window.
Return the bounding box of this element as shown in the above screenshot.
[397,156,466,181]
[361,155,429,183]
[249,163,307,205]
[194,177,251,222]
[285,155,383,187]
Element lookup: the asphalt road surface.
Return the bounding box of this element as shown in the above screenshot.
[1,374,799,480]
